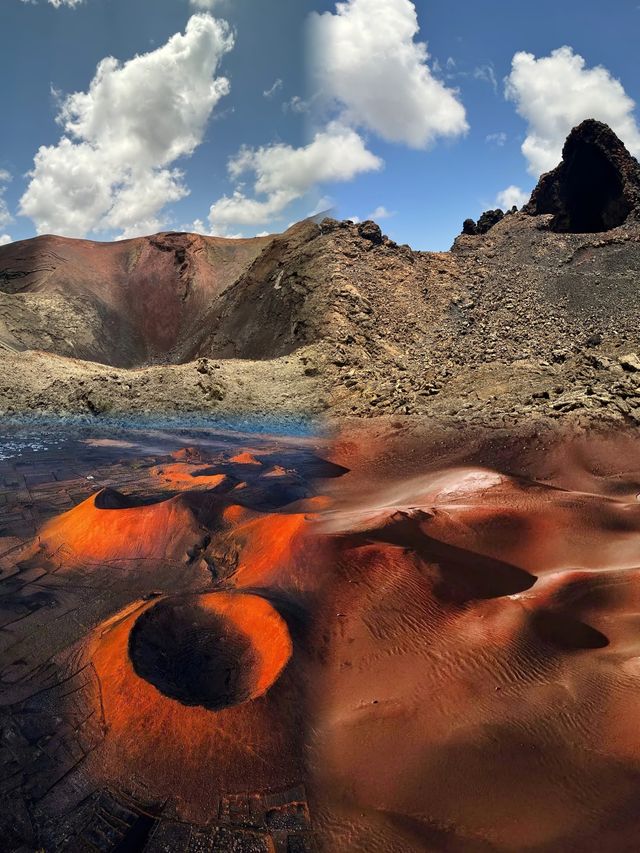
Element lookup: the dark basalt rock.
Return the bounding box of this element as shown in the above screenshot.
[357,220,384,245]
[524,119,640,233]
[462,209,505,236]
[477,208,505,234]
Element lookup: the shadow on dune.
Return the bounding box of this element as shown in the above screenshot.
[528,609,609,651]
[341,509,537,603]
[382,810,502,853]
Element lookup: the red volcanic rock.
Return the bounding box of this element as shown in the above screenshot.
[0,230,271,366]
[193,219,329,360]
[356,220,384,245]
[524,119,640,232]
[171,446,204,462]
[229,451,262,465]
[149,462,228,491]
[128,592,292,710]
[86,593,300,823]
[32,487,208,568]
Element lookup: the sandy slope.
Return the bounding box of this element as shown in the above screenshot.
[302,423,640,851]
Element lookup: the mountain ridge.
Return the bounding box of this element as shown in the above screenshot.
[2,119,640,428]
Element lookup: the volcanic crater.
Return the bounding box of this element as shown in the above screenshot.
[128,593,293,711]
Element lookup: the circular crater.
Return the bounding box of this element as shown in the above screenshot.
[128,593,292,711]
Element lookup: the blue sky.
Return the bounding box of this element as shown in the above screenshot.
[1,0,639,250]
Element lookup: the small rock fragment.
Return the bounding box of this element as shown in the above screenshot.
[619,353,640,372]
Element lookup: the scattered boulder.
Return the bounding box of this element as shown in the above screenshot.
[524,119,640,233]
[357,220,384,245]
[619,353,640,372]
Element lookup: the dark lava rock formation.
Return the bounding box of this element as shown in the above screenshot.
[524,119,640,233]
[463,208,513,236]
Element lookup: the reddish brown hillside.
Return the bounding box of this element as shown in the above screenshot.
[0,231,271,366]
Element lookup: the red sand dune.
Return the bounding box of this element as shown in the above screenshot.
[299,430,640,850]
[318,464,640,574]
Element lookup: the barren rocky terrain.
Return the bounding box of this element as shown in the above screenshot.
[2,119,640,430]
[4,120,640,853]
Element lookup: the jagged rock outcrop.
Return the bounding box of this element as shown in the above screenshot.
[463,209,510,236]
[194,220,330,360]
[524,119,640,232]
[4,203,640,425]
[356,220,384,245]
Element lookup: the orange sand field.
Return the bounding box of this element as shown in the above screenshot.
[15,426,640,850]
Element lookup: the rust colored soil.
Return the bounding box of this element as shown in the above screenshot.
[6,422,640,851]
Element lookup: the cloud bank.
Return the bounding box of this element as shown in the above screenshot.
[20,14,234,238]
[310,0,468,148]
[506,46,640,175]
[208,123,382,230]
[206,0,467,234]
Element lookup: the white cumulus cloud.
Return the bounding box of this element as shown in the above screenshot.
[0,235,12,246]
[310,0,468,148]
[208,122,382,230]
[205,0,466,235]
[21,0,86,7]
[20,14,234,238]
[505,46,640,175]
[496,185,530,210]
